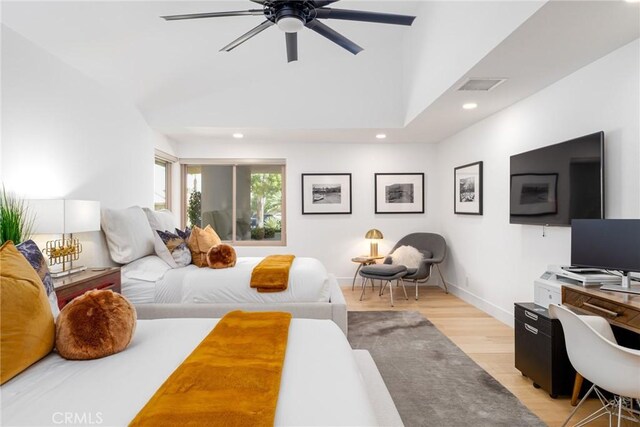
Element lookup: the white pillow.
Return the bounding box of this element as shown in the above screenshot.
[390,245,424,269]
[121,255,172,282]
[101,206,155,264]
[143,208,176,232]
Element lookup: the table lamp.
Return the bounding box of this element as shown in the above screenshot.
[365,229,383,257]
[30,199,100,277]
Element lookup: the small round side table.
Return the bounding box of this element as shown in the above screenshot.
[351,256,384,291]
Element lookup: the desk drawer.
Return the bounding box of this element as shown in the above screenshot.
[515,318,552,392]
[515,304,552,336]
[563,287,640,331]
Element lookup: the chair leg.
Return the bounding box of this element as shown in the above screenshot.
[562,384,596,427]
[617,396,623,427]
[379,281,387,296]
[388,280,394,307]
[415,280,418,300]
[400,278,408,300]
[571,373,584,406]
[359,278,367,301]
[436,264,448,294]
[568,386,623,427]
[352,264,363,291]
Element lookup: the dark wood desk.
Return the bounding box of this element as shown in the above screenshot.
[562,284,640,334]
[562,284,640,404]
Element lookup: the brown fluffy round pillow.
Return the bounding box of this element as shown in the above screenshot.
[207,244,237,269]
[56,289,136,360]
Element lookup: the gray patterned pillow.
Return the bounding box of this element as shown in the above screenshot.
[16,240,60,317]
[155,229,191,268]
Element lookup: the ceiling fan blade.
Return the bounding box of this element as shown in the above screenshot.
[313,8,416,26]
[305,19,362,55]
[285,32,298,62]
[312,0,340,7]
[161,10,264,21]
[220,20,274,52]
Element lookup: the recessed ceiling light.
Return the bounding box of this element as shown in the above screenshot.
[232,133,244,139]
[462,103,478,110]
[625,0,639,3]
[376,134,387,139]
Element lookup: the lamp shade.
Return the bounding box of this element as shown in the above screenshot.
[365,229,383,240]
[30,200,101,234]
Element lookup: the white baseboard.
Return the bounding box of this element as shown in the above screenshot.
[444,281,515,328]
[337,275,515,328]
[336,276,353,286]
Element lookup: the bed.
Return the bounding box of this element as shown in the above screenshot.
[100,206,348,333]
[121,256,331,304]
[1,318,402,426]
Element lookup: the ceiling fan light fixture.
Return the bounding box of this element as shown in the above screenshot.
[277,16,304,33]
[163,1,417,62]
[275,5,306,33]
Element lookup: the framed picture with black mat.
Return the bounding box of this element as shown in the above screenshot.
[301,173,352,214]
[374,173,424,214]
[454,161,483,215]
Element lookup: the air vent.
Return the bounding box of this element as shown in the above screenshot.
[458,78,507,92]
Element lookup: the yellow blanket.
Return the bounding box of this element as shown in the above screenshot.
[250,255,296,293]
[129,311,292,427]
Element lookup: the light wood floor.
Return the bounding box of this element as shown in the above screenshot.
[343,283,634,427]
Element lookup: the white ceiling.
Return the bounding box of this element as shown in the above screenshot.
[2,0,639,145]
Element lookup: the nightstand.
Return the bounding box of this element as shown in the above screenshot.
[53,267,121,309]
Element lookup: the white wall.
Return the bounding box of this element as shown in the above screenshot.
[402,1,544,124]
[176,140,439,281]
[434,39,640,325]
[1,26,159,266]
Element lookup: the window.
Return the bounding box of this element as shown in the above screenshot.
[183,160,285,245]
[154,159,169,211]
[154,151,176,211]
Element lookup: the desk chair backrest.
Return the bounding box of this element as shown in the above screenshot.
[549,304,640,399]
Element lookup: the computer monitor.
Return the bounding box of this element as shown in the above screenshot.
[571,219,640,291]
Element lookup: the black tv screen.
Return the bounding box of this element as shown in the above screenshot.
[510,131,604,225]
[572,219,640,273]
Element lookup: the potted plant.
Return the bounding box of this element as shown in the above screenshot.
[251,227,265,240]
[187,190,201,228]
[0,186,34,245]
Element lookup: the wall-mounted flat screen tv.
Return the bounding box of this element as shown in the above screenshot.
[509,131,604,226]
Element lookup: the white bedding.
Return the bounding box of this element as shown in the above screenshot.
[122,256,331,304]
[120,277,156,304]
[1,318,378,426]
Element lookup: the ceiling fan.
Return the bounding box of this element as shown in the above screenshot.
[161,0,416,62]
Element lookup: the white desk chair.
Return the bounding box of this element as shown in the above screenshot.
[549,304,640,427]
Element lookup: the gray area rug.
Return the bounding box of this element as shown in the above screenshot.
[348,311,545,427]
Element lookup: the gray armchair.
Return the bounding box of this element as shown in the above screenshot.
[384,232,448,299]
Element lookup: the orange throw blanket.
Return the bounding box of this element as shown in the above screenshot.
[129,311,292,427]
[250,255,296,293]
